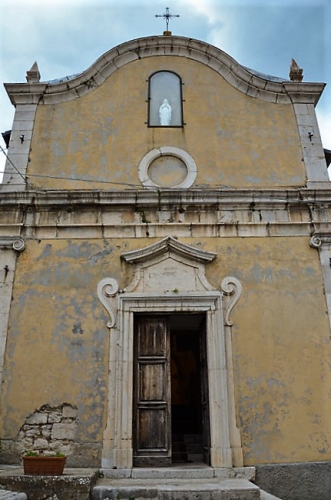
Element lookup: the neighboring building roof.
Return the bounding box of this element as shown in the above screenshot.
[46,67,289,87]
[325,149,331,167]
[243,66,289,83]
[44,73,80,84]
[1,130,11,148]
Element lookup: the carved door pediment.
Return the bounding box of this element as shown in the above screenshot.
[121,236,216,293]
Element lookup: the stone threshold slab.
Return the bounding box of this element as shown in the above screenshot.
[101,465,256,480]
[92,477,260,500]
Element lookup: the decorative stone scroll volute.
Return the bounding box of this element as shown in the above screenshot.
[221,276,243,326]
[0,235,25,252]
[97,278,119,328]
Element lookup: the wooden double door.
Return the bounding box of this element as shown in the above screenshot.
[133,314,210,467]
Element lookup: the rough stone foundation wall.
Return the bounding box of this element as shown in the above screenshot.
[17,404,78,457]
[255,462,331,500]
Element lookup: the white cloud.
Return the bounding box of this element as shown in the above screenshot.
[179,0,223,25]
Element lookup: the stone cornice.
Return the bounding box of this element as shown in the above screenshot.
[1,188,331,208]
[4,36,325,107]
[1,189,330,241]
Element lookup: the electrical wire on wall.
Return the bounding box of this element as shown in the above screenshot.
[0,146,143,189]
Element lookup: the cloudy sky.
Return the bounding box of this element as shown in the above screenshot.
[0,0,330,180]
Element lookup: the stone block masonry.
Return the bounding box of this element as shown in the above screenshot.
[17,403,78,456]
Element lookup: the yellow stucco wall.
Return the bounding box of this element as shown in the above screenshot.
[1,236,330,465]
[28,56,304,190]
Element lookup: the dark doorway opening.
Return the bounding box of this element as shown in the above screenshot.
[170,313,207,464]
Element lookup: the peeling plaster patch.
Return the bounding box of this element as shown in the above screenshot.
[237,369,293,462]
[302,265,318,277]
[89,247,113,263]
[36,243,53,260]
[276,269,297,280]
[267,378,286,389]
[251,264,274,282]
[55,241,102,259]
[72,321,84,335]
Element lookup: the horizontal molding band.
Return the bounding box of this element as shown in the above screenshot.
[1,187,331,207]
[0,223,319,240]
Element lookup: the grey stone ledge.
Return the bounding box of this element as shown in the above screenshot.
[2,188,331,207]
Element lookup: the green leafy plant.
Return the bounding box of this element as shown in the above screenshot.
[24,451,66,457]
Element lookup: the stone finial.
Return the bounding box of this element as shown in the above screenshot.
[289,59,303,82]
[26,61,41,83]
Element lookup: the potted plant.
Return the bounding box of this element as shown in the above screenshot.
[23,451,66,475]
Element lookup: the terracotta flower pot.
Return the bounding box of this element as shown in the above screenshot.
[23,455,66,475]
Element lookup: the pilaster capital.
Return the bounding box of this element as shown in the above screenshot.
[310,232,331,248]
[0,236,25,252]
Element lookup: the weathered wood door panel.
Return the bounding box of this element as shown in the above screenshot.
[133,316,171,466]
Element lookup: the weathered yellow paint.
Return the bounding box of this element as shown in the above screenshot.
[29,56,304,190]
[1,236,330,464]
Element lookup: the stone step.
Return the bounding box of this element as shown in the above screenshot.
[0,468,98,500]
[0,491,27,500]
[172,442,187,452]
[172,453,189,463]
[101,466,256,481]
[172,441,189,463]
[172,434,203,444]
[92,478,261,500]
[185,443,204,453]
[187,453,204,462]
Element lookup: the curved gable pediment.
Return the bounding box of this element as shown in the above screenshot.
[5,36,324,106]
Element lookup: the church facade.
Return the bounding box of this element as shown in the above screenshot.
[1,34,331,485]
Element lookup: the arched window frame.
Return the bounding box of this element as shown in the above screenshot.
[148,71,184,128]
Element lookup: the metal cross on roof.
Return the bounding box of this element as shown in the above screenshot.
[155,7,180,33]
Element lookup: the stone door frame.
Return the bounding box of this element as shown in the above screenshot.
[99,289,243,469]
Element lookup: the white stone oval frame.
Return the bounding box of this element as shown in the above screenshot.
[138,147,197,189]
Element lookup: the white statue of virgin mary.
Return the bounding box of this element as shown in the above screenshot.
[159,99,172,125]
